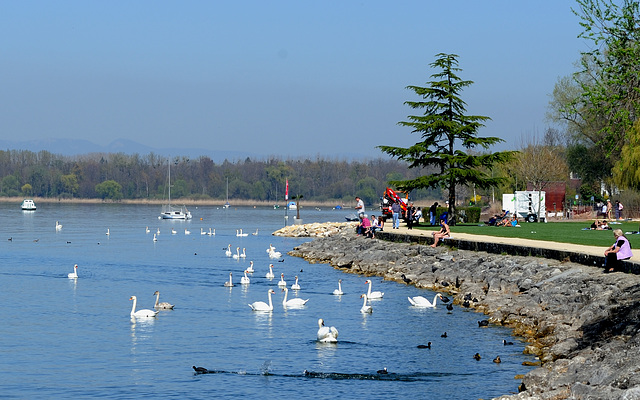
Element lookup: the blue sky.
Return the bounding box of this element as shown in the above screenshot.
[0,1,586,159]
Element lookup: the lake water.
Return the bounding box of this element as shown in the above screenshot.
[0,203,534,399]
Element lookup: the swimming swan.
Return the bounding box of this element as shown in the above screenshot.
[408,293,443,308]
[224,272,235,287]
[332,279,343,295]
[249,289,275,311]
[317,318,338,343]
[129,295,158,318]
[232,247,241,259]
[225,244,232,257]
[291,276,301,290]
[360,294,373,313]
[277,273,287,287]
[153,290,175,309]
[265,264,275,279]
[365,280,384,299]
[240,270,250,284]
[282,287,309,308]
[246,261,255,273]
[67,264,78,279]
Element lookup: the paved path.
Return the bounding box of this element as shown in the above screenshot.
[390,225,640,263]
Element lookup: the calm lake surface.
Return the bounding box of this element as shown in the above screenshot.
[0,203,534,399]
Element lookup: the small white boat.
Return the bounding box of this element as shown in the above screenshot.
[21,199,36,211]
[287,201,297,210]
[159,158,192,220]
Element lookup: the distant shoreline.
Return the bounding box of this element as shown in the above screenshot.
[2,196,350,208]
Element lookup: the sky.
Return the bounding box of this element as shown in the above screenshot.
[0,1,587,160]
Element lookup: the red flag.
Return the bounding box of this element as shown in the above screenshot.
[285,179,289,200]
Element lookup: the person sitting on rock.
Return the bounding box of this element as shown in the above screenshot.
[431,218,450,247]
[359,214,373,238]
[604,228,633,273]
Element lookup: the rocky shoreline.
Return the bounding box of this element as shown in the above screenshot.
[284,226,640,400]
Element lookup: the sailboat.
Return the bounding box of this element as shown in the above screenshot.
[223,177,230,208]
[160,158,192,220]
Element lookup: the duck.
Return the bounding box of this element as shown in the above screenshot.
[317,318,338,343]
[408,293,443,308]
[478,320,489,327]
[277,273,287,287]
[224,272,235,287]
[291,276,301,290]
[473,353,481,361]
[265,264,275,279]
[193,366,208,374]
[225,244,233,257]
[67,264,78,279]
[503,339,514,346]
[401,274,411,284]
[129,296,159,318]
[246,261,255,273]
[364,279,384,299]
[282,287,309,308]
[377,368,388,374]
[232,247,241,260]
[332,279,344,295]
[240,270,250,284]
[446,303,454,312]
[493,356,501,363]
[441,332,447,338]
[360,294,373,313]
[248,289,275,311]
[417,342,432,349]
[153,291,175,309]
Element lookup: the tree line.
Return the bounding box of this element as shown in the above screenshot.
[0,149,443,206]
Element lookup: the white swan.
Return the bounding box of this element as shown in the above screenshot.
[171,228,177,235]
[232,247,241,260]
[240,248,247,258]
[157,228,160,235]
[268,249,282,259]
[252,229,258,236]
[265,264,275,279]
[67,264,78,279]
[317,318,338,343]
[408,293,443,308]
[291,276,301,290]
[55,221,62,231]
[224,272,235,287]
[266,244,276,253]
[153,291,174,309]
[130,295,158,318]
[360,294,373,313]
[106,228,110,236]
[246,261,255,273]
[238,229,248,237]
[365,279,384,299]
[240,270,250,284]
[282,287,309,308]
[333,279,343,295]
[153,233,158,242]
[225,244,232,257]
[146,226,150,234]
[277,273,287,287]
[200,228,206,235]
[185,228,191,235]
[208,228,215,236]
[248,289,275,311]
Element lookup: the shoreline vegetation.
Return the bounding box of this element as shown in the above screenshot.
[285,224,640,399]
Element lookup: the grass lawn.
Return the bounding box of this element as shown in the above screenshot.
[414,220,640,248]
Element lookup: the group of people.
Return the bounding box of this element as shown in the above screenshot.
[590,219,611,230]
[354,197,384,238]
[600,199,624,220]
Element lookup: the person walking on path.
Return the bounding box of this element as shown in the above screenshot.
[616,200,624,220]
[604,228,633,273]
[355,197,365,219]
[391,201,401,229]
[405,202,416,230]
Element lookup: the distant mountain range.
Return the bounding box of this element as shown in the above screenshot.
[0,138,369,162]
[0,138,257,162]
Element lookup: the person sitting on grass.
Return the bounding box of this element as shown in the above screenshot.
[604,229,633,273]
[430,218,450,248]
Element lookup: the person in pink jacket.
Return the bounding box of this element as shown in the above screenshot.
[604,229,633,273]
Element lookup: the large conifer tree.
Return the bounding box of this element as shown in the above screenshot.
[378,53,515,222]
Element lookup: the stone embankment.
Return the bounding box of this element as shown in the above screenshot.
[284,224,640,400]
[273,222,357,238]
